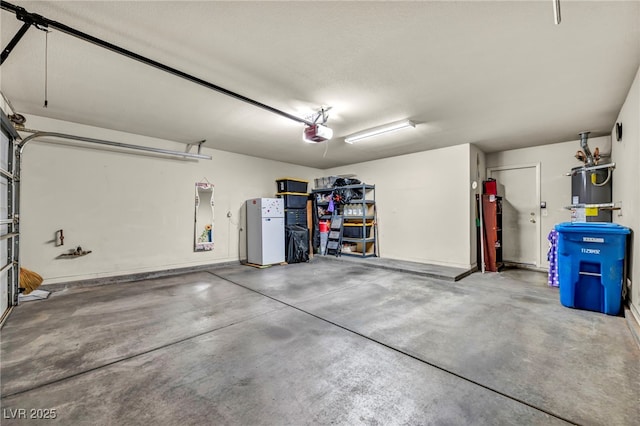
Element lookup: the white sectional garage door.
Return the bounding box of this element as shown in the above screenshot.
[1,114,18,323]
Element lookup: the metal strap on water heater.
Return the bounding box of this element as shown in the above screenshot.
[565,163,615,176]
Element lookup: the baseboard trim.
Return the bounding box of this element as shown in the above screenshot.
[41,261,242,292]
[502,262,547,273]
[625,304,640,350]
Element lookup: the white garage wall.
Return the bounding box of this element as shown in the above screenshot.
[486,135,612,270]
[325,143,474,269]
[611,65,640,323]
[19,115,320,285]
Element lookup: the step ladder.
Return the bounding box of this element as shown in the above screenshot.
[326,215,344,256]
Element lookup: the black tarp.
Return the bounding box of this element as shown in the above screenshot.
[285,225,309,263]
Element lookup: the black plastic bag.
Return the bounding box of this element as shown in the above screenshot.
[333,177,360,187]
[332,178,362,204]
[285,225,309,263]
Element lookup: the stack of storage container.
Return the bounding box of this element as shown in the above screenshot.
[276,178,310,263]
[276,178,309,226]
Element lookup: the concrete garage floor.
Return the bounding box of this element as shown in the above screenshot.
[1,260,638,425]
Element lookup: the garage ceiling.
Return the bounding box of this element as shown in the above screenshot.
[1,1,639,168]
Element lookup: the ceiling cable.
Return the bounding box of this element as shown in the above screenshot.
[43,29,49,108]
[553,0,561,25]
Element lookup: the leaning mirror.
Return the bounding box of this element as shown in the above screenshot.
[194,182,214,251]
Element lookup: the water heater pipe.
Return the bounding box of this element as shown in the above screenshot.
[579,131,595,167]
[591,168,612,187]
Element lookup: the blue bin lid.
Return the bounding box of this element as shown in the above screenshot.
[555,222,630,235]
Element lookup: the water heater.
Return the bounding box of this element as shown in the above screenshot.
[570,131,613,222]
[571,166,612,222]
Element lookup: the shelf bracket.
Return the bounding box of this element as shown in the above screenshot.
[186,139,206,155]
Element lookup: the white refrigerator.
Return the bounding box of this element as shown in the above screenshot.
[246,198,285,265]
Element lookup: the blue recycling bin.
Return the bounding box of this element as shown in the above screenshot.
[554,222,630,315]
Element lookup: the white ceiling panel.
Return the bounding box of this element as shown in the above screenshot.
[1,1,639,168]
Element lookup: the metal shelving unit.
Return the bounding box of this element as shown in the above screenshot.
[312,183,377,258]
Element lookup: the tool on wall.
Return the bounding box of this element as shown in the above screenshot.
[55,229,64,246]
[57,246,92,259]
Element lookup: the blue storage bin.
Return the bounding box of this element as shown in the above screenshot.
[554,222,630,315]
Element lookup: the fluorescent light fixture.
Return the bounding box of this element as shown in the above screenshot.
[344,119,415,144]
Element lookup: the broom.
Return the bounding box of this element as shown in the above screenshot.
[20,267,44,295]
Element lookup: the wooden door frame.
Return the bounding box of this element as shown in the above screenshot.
[486,163,541,268]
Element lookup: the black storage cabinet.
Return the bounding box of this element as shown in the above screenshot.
[285,209,307,226]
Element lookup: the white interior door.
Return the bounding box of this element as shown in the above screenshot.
[488,164,540,267]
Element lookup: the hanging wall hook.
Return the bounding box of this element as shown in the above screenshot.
[56,229,64,246]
